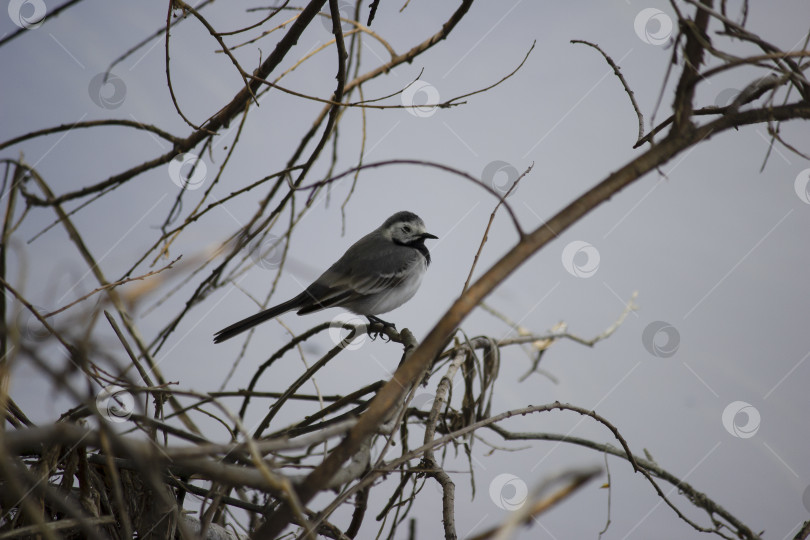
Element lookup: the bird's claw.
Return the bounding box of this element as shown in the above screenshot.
[367,316,396,341]
[369,329,389,342]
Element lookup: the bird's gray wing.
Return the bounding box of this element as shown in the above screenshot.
[331,233,421,293]
[295,232,420,313]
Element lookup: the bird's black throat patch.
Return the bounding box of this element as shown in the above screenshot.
[395,238,431,265]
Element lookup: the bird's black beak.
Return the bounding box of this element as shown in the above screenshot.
[422,232,438,240]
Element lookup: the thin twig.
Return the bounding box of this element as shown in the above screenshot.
[571,40,645,143]
[462,163,534,293]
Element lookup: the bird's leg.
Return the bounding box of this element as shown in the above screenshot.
[367,315,396,328]
[366,315,396,341]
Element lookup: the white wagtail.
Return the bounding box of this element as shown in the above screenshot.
[214,211,437,343]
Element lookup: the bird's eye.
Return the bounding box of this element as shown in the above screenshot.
[402,225,411,233]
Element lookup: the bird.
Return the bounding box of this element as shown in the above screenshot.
[214,211,437,343]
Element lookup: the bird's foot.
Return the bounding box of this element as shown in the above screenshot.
[367,315,396,341]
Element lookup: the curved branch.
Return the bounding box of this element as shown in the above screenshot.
[571,39,645,144]
[0,120,182,152]
[486,425,759,539]
[296,158,526,237]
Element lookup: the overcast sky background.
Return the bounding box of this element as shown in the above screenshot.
[2,1,810,538]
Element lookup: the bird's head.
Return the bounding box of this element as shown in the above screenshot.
[382,211,438,245]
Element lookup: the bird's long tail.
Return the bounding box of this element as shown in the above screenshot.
[213,296,303,343]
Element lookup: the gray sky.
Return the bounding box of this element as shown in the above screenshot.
[2,0,810,538]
